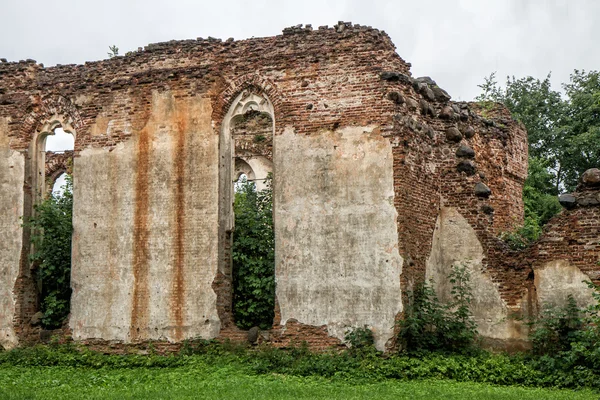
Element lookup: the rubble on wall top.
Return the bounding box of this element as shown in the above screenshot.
[559,168,600,209]
[0,21,395,73]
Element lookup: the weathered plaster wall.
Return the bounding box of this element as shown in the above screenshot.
[534,260,597,309]
[426,207,523,341]
[0,117,24,349]
[71,91,220,342]
[275,126,403,350]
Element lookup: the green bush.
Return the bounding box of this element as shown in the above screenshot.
[232,174,275,330]
[344,326,375,350]
[2,343,599,390]
[526,281,600,386]
[399,264,478,354]
[530,294,583,355]
[25,176,73,329]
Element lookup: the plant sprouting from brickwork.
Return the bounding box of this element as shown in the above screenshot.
[107,45,119,58]
[232,174,275,330]
[26,175,73,329]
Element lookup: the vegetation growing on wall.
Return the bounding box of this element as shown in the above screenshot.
[232,174,275,330]
[26,176,73,329]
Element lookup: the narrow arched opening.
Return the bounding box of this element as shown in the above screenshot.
[219,89,276,331]
[28,123,75,329]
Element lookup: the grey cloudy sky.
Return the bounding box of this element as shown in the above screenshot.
[1,0,598,101]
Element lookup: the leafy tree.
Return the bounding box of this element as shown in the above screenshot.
[232,174,275,330]
[559,70,600,189]
[27,176,73,329]
[477,70,600,234]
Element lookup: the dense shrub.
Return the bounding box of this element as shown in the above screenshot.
[527,281,600,381]
[25,176,73,329]
[344,326,375,349]
[2,342,599,390]
[530,294,583,355]
[232,175,275,329]
[399,264,478,354]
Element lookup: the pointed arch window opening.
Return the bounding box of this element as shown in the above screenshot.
[220,89,276,330]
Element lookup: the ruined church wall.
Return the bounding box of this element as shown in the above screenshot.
[0,24,412,346]
[5,22,594,351]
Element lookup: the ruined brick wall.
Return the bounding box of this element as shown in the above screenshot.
[380,72,528,285]
[523,171,600,312]
[1,21,596,351]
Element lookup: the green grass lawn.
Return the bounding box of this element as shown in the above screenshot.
[0,362,597,400]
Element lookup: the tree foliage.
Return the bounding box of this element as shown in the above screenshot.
[477,70,600,240]
[27,176,73,329]
[232,174,275,330]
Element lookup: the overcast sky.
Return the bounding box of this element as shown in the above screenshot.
[1,0,598,102]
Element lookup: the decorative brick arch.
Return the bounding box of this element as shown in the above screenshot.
[21,94,84,146]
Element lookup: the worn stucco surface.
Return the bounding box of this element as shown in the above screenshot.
[274,126,403,350]
[0,117,23,349]
[535,260,596,309]
[70,92,220,342]
[426,207,520,340]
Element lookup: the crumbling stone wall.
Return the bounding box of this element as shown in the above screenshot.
[0,22,598,351]
[529,170,600,306]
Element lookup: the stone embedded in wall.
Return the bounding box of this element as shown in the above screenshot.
[457,160,476,175]
[445,127,462,142]
[577,193,600,207]
[432,86,452,102]
[558,193,577,209]
[387,91,405,105]
[406,98,419,111]
[455,144,475,158]
[439,106,455,120]
[380,71,412,85]
[416,76,436,86]
[463,125,476,139]
[474,182,491,198]
[420,99,436,117]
